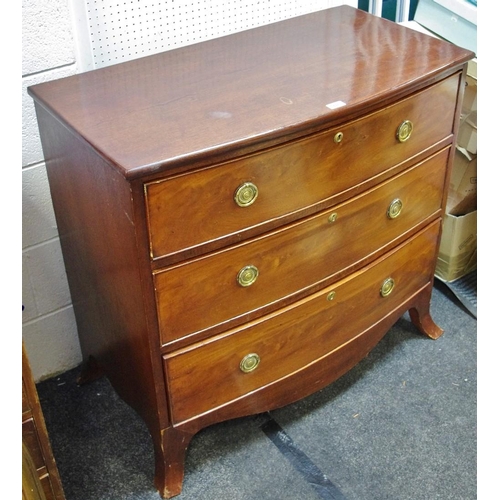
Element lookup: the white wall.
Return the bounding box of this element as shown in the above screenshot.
[22,0,83,382]
[22,0,357,382]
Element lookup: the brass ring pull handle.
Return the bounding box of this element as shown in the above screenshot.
[396,120,413,142]
[234,182,258,207]
[387,198,403,219]
[237,265,259,287]
[240,353,260,373]
[380,278,395,297]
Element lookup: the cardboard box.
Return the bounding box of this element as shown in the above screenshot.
[435,210,477,282]
[457,110,477,154]
[437,145,477,282]
[407,2,478,283]
[467,59,477,80]
[446,146,477,215]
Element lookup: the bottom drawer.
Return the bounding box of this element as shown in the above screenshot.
[164,221,440,424]
[22,418,45,470]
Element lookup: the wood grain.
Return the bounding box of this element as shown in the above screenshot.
[155,148,450,346]
[146,74,460,261]
[27,5,474,497]
[28,6,472,179]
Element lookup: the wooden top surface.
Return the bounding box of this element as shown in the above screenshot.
[28,5,473,179]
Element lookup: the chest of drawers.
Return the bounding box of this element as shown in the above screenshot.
[28,6,474,497]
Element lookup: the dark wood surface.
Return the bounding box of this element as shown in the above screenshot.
[165,222,441,424]
[145,74,460,263]
[155,148,449,348]
[33,104,170,436]
[28,5,474,498]
[28,5,472,179]
[22,344,66,500]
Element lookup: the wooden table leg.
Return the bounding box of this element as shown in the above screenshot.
[153,426,195,498]
[409,287,444,340]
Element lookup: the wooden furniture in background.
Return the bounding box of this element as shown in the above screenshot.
[22,344,65,500]
[28,6,474,497]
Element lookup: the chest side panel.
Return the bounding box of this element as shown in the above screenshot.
[34,104,169,432]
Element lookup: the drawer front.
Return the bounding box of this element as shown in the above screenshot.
[164,220,441,424]
[22,418,45,470]
[146,74,459,260]
[155,148,449,344]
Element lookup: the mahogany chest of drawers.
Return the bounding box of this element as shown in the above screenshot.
[28,6,474,497]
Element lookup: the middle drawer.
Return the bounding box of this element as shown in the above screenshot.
[154,148,449,346]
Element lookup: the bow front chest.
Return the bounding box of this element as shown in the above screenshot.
[29,6,474,497]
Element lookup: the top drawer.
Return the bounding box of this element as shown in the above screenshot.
[145,74,460,261]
